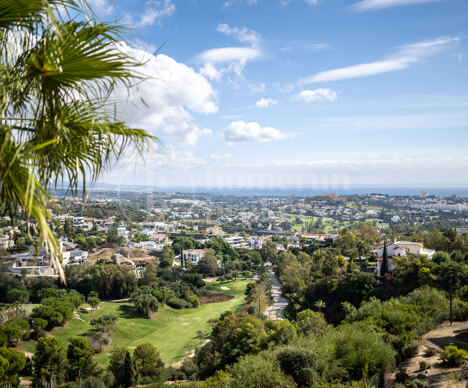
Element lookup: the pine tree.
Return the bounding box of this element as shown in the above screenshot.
[380,241,389,276]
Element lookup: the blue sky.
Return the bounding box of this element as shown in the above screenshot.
[92,0,468,190]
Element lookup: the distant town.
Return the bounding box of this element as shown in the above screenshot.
[1,190,467,278]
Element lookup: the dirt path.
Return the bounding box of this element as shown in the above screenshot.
[264,270,289,321]
[393,321,468,387]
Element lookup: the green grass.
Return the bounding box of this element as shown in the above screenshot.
[17,279,248,366]
[283,213,388,232]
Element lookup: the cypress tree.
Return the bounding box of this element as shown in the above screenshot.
[380,241,389,276]
[123,350,137,387]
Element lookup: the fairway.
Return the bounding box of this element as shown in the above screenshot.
[18,279,248,366]
[283,213,388,232]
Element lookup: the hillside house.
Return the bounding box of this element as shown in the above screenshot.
[182,249,206,266]
[378,241,435,258]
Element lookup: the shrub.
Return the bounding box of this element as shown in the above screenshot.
[395,368,408,383]
[453,301,468,321]
[424,347,438,357]
[332,322,396,381]
[7,289,30,304]
[228,352,295,388]
[409,379,429,388]
[419,360,431,371]
[188,295,200,308]
[277,347,317,387]
[90,314,118,331]
[246,304,259,315]
[166,297,191,309]
[440,345,468,367]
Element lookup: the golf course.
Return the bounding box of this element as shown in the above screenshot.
[17,279,249,366]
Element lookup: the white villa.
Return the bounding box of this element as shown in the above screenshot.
[182,249,206,266]
[223,235,247,248]
[378,241,435,259]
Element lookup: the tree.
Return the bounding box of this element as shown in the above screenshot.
[139,263,157,286]
[0,347,26,388]
[0,0,154,282]
[260,240,277,262]
[6,289,30,304]
[31,305,63,329]
[67,337,95,382]
[160,246,175,269]
[34,337,67,388]
[198,248,218,276]
[432,251,450,265]
[380,241,389,276]
[132,287,159,317]
[314,300,326,313]
[0,318,29,346]
[277,347,317,388]
[123,350,138,388]
[133,343,164,381]
[109,346,127,386]
[295,309,329,337]
[87,297,100,312]
[267,319,297,346]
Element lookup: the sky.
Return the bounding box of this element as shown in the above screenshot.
[90,0,468,191]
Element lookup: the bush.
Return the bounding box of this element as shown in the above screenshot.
[166,297,191,309]
[188,295,200,308]
[424,347,438,357]
[331,322,396,381]
[440,345,468,367]
[395,368,408,383]
[246,304,259,315]
[228,352,295,388]
[408,379,429,388]
[90,314,117,331]
[419,360,431,371]
[453,301,468,321]
[277,347,317,387]
[7,289,30,304]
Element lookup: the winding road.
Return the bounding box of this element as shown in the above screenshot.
[264,269,289,321]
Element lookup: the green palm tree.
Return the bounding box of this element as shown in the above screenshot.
[0,0,155,281]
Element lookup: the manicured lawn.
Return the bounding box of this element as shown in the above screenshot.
[16,279,248,366]
[284,213,388,232]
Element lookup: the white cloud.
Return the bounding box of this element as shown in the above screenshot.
[249,83,266,93]
[130,0,175,28]
[301,36,458,83]
[88,0,114,15]
[223,0,260,8]
[221,114,243,119]
[281,42,332,52]
[281,0,320,5]
[197,47,261,65]
[197,23,263,81]
[114,42,217,148]
[217,24,262,46]
[294,89,338,102]
[222,121,292,144]
[197,46,262,80]
[351,0,441,12]
[274,82,295,94]
[256,98,278,107]
[210,153,233,160]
